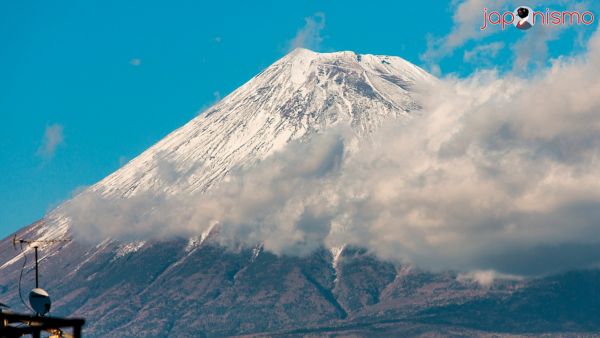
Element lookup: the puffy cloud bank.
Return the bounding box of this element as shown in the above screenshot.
[65,29,600,277]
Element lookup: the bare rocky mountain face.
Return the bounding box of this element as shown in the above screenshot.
[1,49,600,337]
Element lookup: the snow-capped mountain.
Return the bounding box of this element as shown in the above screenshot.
[2,49,594,337]
[2,48,434,250]
[93,48,432,198]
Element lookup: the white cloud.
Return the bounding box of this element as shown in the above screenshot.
[457,270,521,287]
[421,0,497,71]
[63,26,600,278]
[289,12,326,51]
[511,23,563,72]
[421,0,588,73]
[463,41,505,64]
[37,124,64,159]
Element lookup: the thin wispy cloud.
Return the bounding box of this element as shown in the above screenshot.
[421,0,496,74]
[463,41,505,64]
[118,156,130,166]
[197,91,222,116]
[421,0,586,74]
[289,12,326,51]
[130,58,142,66]
[37,123,64,159]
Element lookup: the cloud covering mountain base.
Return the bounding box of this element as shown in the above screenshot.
[63,29,600,277]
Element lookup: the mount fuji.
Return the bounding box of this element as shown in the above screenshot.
[1,49,600,337]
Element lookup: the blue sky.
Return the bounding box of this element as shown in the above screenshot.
[1,0,598,238]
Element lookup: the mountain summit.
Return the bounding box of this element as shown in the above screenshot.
[93,48,432,198]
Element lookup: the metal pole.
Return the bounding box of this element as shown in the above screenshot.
[34,246,39,288]
[74,324,82,338]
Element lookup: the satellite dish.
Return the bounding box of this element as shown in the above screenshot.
[29,288,51,316]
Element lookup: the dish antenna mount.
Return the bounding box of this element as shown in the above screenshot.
[12,235,70,316]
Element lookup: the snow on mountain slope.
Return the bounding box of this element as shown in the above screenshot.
[92,48,433,198]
